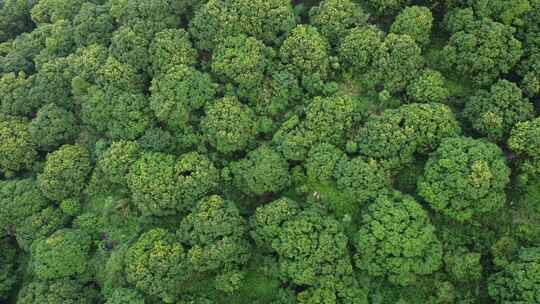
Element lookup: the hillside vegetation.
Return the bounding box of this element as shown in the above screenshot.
[0,0,539,303]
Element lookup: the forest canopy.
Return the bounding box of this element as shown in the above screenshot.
[0,0,539,303]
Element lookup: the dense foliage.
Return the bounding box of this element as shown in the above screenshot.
[0,0,539,303]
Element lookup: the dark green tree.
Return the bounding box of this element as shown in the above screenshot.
[418,137,511,222]
[0,237,17,300]
[81,87,152,140]
[250,197,299,246]
[254,69,303,117]
[400,103,462,153]
[464,79,534,141]
[354,191,443,286]
[110,26,150,72]
[444,247,483,283]
[31,229,92,280]
[68,44,109,98]
[443,7,477,33]
[29,57,75,110]
[509,117,540,159]
[0,178,49,236]
[137,127,177,153]
[304,95,357,146]
[97,140,141,185]
[0,115,37,175]
[97,140,141,187]
[0,26,49,74]
[16,207,67,252]
[126,152,178,216]
[305,143,347,184]
[93,55,145,92]
[357,109,416,170]
[109,0,186,38]
[406,69,450,103]
[309,0,368,46]
[391,6,433,46]
[211,35,268,100]
[105,288,145,304]
[488,247,540,303]
[273,95,356,161]
[335,157,389,207]
[38,144,92,202]
[0,72,35,116]
[150,64,216,132]
[252,202,364,303]
[443,18,522,85]
[517,0,540,97]
[29,103,78,151]
[231,146,290,196]
[201,96,258,154]
[473,0,532,26]
[358,103,461,171]
[519,49,540,97]
[365,0,412,15]
[127,151,219,216]
[59,198,81,217]
[30,0,84,24]
[73,2,114,47]
[35,20,76,65]
[16,279,101,304]
[0,0,34,43]
[125,228,188,302]
[338,25,385,76]
[85,54,145,94]
[279,25,330,79]
[508,116,540,186]
[178,195,251,293]
[189,0,296,50]
[374,33,424,93]
[149,28,197,76]
[272,115,315,161]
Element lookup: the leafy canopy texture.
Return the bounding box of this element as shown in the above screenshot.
[37,144,92,202]
[488,247,540,303]
[127,151,219,216]
[354,191,443,286]
[443,17,523,85]
[150,64,216,131]
[31,228,91,280]
[251,199,366,303]
[189,0,295,50]
[419,137,511,222]
[309,0,368,46]
[230,146,290,196]
[390,6,433,46]
[1,1,540,303]
[358,102,461,170]
[201,96,258,154]
[0,115,37,175]
[178,195,251,293]
[125,228,188,303]
[464,79,534,141]
[16,279,100,304]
